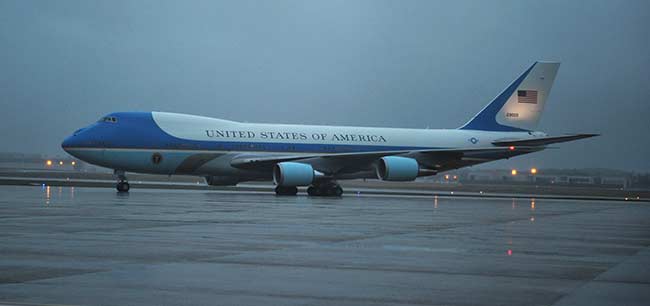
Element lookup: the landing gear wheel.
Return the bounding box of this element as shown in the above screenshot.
[116,182,130,192]
[114,170,130,192]
[307,186,318,196]
[332,185,343,197]
[307,183,343,197]
[275,186,298,196]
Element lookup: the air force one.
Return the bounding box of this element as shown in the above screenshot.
[62,61,597,195]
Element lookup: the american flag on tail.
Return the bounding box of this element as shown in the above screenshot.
[517,90,538,104]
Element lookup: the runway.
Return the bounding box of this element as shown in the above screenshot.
[0,185,649,306]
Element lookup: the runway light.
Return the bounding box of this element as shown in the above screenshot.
[507,249,513,256]
[530,168,537,175]
[444,174,449,180]
[453,175,458,180]
[511,169,517,176]
[58,161,63,165]
[509,146,515,151]
[71,161,76,166]
[46,160,52,166]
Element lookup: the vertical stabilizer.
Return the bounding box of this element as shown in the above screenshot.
[460,61,560,132]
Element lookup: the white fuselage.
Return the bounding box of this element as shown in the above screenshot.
[62,112,542,180]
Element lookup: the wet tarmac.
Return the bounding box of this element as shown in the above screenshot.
[0,185,648,306]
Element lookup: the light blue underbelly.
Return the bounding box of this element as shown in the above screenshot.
[68,149,193,174]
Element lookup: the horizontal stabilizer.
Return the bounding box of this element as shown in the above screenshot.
[492,134,599,147]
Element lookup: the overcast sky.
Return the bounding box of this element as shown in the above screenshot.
[1,0,648,171]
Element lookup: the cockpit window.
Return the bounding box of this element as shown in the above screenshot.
[99,116,118,123]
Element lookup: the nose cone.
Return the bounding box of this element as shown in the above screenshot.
[61,135,76,153]
[61,134,87,162]
[62,127,88,152]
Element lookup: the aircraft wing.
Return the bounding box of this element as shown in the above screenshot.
[492,134,598,147]
[229,146,540,173]
[230,150,408,170]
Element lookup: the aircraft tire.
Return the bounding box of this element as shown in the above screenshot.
[275,186,298,196]
[307,186,318,196]
[116,182,130,192]
[332,185,343,197]
[307,184,343,197]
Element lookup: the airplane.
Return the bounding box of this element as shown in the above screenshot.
[61,61,597,196]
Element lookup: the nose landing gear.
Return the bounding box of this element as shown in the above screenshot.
[114,170,130,192]
[116,181,130,192]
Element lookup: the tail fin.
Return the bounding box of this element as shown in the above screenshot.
[460,61,560,132]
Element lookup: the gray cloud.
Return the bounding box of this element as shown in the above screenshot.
[1,0,648,171]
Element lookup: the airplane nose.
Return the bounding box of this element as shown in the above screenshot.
[61,135,75,152]
[62,128,88,152]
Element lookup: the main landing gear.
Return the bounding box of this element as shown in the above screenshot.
[274,186,298,196]
[114,170,130,192]
[274,182,344,197]
[307,182,343,197]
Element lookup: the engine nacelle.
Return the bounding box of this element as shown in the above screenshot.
[205,176,240,186]
[376,156,419,181]
[273,162,320,186]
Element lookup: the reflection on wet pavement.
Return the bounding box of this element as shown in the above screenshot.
[0,185,648,306]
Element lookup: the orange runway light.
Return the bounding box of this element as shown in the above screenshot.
[46,160,52,166]
[511,169,517,176]
[530,168,537,174]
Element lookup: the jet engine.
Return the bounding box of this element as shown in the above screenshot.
[376,156,419,181]
[273,162,323,186]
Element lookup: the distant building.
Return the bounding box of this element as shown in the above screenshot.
[463,169,630,188]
